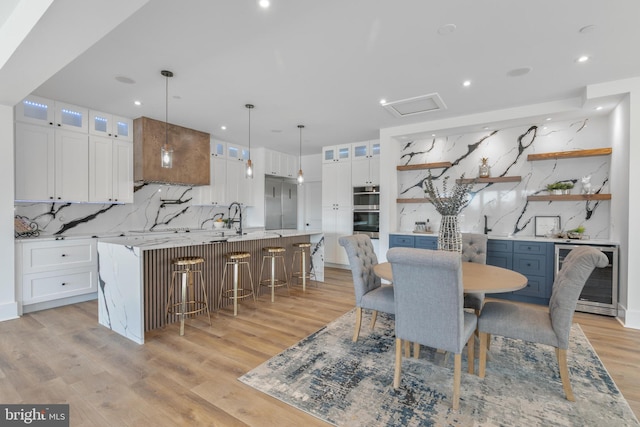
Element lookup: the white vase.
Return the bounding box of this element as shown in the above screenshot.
[438,215,462,253]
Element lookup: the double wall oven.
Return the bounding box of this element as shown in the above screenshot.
[353,186,379,239]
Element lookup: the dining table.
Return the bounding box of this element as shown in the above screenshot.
[373,261,528,293]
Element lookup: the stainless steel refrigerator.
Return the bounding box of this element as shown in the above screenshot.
[265,176,298,229]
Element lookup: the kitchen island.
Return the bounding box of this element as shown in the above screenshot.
[97,229,324,344]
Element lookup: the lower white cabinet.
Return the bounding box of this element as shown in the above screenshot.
[17,238,98,312]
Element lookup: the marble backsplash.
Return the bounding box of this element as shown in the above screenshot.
[397,116,612,239]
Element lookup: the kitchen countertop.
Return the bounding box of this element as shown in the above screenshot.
[390,231,619,246]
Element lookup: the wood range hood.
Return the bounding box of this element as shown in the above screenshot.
[133,116,210,186]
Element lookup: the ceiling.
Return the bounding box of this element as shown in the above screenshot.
[13,0,640,155]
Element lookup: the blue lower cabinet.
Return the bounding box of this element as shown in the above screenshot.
[389,234,415,248]
[415,236,438,250]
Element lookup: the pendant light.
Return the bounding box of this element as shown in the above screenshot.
[160,70,174,168]
[297,124,305,185]
[245,104,254,178]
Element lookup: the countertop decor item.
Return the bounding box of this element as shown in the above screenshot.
[479,157,490,178]
[423,173,474,252]
[14,215,40,238]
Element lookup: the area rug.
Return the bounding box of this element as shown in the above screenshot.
[239,310,639,426]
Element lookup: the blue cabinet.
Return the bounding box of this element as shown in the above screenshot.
[415,235,438,250]
[389,234,437,250]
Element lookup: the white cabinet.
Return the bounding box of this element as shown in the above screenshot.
[89,135,133,203]
[351,140,380,186]
[15,123,88,202]
[322,144,351,163]
[265,149,297,178]
[193,155,227,206]
[322,205,352,265]
[226,158,253,205]
[17,238,98,312]
[322,161,352,207]
[16,95,88,133]
[227,143,249,162]
[89,110,133,141]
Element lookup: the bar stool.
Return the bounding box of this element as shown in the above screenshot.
[218,251,256,316]
[165,256,211,336]
[259,246,289,302]
[290,242,316,291]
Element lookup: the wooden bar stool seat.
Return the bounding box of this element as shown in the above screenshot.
[259,246,289,302]
[165,256,211,336]
[290,242,316,291]
[218,251,256,316]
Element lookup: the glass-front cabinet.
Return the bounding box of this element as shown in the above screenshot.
[322,144,351,163]
[16,95,88,133]
[89,110,133,141]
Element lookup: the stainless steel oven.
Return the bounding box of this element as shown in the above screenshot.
[353,186,379,239]
[555,244,618,316]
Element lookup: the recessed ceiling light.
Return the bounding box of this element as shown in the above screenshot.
[115,75,135,84]
[431,133,436,137]
[259,0,270,8]
[595,106,603,111]
[579,25,597,34]
[379,99,387,105]
[134,100,142,106]
[507,67,532,77]
[483,126,490,130]
[462,80,471,87]
[437,24,457,35]
[221,125,227,130]
[546,117,552,121]
[577,55,590,63]
[543,126,548,130]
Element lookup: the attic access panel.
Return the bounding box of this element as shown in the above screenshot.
[382,93,447,118]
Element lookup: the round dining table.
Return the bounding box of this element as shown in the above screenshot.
[373,261,528,293]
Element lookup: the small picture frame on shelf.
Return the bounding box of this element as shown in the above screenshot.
[535,215,561,237]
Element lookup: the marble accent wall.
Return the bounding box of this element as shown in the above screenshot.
[14,183,228,237]
[397,116,611,239]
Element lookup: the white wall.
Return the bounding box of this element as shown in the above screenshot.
[0,106,17,320]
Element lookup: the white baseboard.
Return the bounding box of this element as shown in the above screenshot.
[617,303,640,330]
[0,300,19,322]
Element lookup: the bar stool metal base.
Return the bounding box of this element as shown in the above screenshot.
[219,251,256,316]
[290,242,316,291]
[165,256,211,336]
[259,246,289,302]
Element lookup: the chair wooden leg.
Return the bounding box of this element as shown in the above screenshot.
[453,353,462,410]
[479,332,488,378]
[394,338,402,389]
[370,310,378,330]
[413,341,420,359]
[557,348,575,401]
[353,307,362,342]
[404,339,410,358]
[467,334,475,374]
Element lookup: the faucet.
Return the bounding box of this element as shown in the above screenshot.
[228,202,243,235]
[484,215,492,235]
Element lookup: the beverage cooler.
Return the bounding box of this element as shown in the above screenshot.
[555,244,618,316]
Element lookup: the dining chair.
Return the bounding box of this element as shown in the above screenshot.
[461,233,488,315]
[387,247,477,410]
[339,235,394,342]
[477,246,609,401]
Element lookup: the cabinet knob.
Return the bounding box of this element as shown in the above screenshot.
[49,196,54,200]
[57,197,61,200]
[61,282,67,286]
[49,122,54,126]
[61,254,67,257]
[57,123,61,127]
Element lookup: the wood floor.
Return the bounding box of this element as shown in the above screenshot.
[1,267,640,426]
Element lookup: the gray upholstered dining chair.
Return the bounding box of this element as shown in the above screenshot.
[478,246,609,401]
[387,247,477,410]
[339,235,394,342]
[461,233,488,315]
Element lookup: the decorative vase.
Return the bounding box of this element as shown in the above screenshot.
[437,215,462,253]
[479,157,490,178]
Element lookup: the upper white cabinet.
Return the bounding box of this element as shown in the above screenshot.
[15,123,88,202]
[192,143,227,206]
[321,161,352,207]
[265,149,297,178]
[16,95,88,133]
[322,144,351,163]
[351,140,380,186]
[89,135,133,203]
[227,143,249,162]
[89,110,133,141]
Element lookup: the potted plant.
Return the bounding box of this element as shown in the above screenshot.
[546,182,574,195]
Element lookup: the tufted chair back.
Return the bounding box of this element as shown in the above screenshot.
[339,235,382,305]
[461,233,488,264]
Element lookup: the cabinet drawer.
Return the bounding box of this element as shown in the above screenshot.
[415,236,437,250]
[22,239,96,273]
[513,253,547,276]
[487,253,513,270]
[390,235,415,248]
[487,239,513,253]
[513,241,549,255]
[514,275,545,298]
[22,269,96,304]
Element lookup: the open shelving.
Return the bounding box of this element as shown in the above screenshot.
[396,162,452,171]
[527,194,611,202]
[456,176,521,184]
[527,148,612,161]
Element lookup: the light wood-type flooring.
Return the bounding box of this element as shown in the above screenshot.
[1,267,639,426]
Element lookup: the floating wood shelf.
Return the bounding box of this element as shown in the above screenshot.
[456,176,522,184]
[396,198,432,204]
[527,148,612,161]
[527,194,611,202]
[396,162,453,171]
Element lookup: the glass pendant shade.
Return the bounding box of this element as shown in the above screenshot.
[160,70,174,169]
[246,159,253,178]
[161,145,173,168]
[297,169,304,184]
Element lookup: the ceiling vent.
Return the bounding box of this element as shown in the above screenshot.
[382,93,447,118]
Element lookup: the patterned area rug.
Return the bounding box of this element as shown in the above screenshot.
[239,310,639,426]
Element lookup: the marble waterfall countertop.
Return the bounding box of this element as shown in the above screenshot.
[390,231,619,246]
[98,228,322,250]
